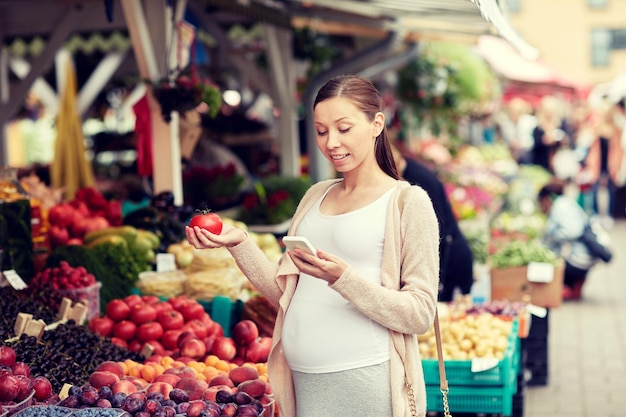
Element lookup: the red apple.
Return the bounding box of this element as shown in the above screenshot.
[11,361,30,377]
[95,361,125,378]
[154,373,181,387]
[0,346,16,367]
[146,381,174,399]
[163,366,196,380]
[210,337,237,361]
[14,375,32,401]
[88,371,120,389]
[232,320,259,347]
[180,338,206,359]
[245,336,272,363]
[0,374,19,401]
[29,376,53,401]
[162,329,183,351]
[177,330,199,349]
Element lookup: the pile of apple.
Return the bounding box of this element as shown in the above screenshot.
[71,356,273,416]
[0,346,56,411]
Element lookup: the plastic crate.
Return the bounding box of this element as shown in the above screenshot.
[56,281,102,321]
[3,390,34,416]
[423,319,520,387]
[198,295,244,337]
[426,384,517,416]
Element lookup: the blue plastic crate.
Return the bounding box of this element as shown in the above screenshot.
[199,296,243,337]
[426,384,516,416]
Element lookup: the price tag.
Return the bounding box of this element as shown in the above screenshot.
[526,262,554,283]
[1,270,27,290]
[471,358,499,373]
[527,304,548,318]
[156,254,177,272]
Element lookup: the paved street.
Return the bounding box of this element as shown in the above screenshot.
[524,219,626,417]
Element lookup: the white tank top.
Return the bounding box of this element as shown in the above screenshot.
[281,185,393,373]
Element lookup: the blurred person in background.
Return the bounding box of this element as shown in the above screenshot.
[531,96,569,174]
[579,101,625,228]
[538,181,596,301]
[391,144,474,302]
[498,98,537,164]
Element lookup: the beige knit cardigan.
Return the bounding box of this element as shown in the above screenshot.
[228,179,440,417]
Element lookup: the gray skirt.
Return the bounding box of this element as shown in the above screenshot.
[291,361,393,417]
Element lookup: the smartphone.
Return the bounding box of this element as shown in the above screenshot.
[282,236,317,256]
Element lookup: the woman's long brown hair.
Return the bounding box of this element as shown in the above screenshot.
[314,74,400,180]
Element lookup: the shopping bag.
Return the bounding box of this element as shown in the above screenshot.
[579,221,613,263]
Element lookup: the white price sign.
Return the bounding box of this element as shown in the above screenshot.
[471,358,499,373]
[156,253,177,272]
[1,269,27,290]
[526,262,554,283]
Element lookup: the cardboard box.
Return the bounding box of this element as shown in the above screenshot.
[490,260,564,308]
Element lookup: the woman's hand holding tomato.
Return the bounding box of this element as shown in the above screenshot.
[186,221,247,250]
[189,211,223,234]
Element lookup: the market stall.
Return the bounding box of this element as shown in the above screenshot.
[1,137,568,417]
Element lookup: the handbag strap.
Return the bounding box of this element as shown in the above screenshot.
[434,307,452,416]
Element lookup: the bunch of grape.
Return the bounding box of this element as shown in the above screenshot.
[8,321,143,392]
[0,287,59,341]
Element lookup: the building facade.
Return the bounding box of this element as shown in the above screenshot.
[504,0,626,86]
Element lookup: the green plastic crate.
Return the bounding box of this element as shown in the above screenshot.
[426,384,517,415]
[422,319,520,387]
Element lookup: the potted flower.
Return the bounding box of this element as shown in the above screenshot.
[237,175,311,228]
[182,162,245,210]
[150,67,222,123]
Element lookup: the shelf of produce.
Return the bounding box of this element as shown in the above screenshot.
[424,320,521,416]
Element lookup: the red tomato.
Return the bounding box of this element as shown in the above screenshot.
[48,226,69,247]
[189,211,223,234]
[113,320,138,341]
[110,337,128,349]
[88,316,115,337]
[157,310,184,330]
[168,295,193,311]
[182,319,209,339]
[161,329,183,350]
[48,203,77,228]
[123,294,144,309]
[128,339,143,353]
[152,301,174,315]
[178,302,206,322]
[137,322,164,342]
[141,295,161,305]
[130,303,157,325]
[141,340,165,356]
[106,299,131,321]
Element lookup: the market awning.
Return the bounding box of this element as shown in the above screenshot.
[285,0,538,57]
[476,35,577,88]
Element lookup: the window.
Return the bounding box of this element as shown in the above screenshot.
[611,29,626,49]
[588,0,607,8]
[504,0,521,12]
[591,29,611,66]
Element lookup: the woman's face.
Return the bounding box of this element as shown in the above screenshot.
[313,97,384,174]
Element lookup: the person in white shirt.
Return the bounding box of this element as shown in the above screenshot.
[538,181,596,300]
